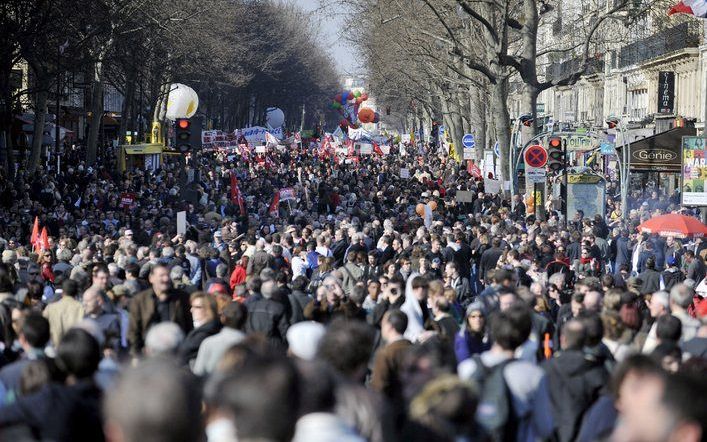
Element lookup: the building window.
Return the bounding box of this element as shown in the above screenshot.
[628,88,648,120]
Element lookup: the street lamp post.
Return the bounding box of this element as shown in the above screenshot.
[607,116,630,219]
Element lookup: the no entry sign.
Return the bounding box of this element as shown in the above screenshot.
[524,144,548,168]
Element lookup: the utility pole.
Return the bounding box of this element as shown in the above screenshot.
[300,102,305,133]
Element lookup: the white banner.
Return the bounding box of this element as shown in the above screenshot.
[484,178,502,194]
[241,126,268,143]
[359,143,373,155]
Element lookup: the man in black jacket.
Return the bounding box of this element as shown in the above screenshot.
[245,280,289,351]
[544,319,609,442]
[479,238,504,284]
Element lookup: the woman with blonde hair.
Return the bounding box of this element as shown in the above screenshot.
[179,291,221,367]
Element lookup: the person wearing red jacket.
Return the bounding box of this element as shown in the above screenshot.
[229,256,248,291]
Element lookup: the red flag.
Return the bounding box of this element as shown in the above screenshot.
[40,227,49,251]
[230,173,246,216]
[268,190,280,218]
[30,217,40,251]
[668,0,707,17]
[373,142,383,156]
[230,173,238,203]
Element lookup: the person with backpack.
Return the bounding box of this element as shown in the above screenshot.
[543,319,609,442]
[458,303,554,442]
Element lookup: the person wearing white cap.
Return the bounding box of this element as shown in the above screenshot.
[286,321,326,361]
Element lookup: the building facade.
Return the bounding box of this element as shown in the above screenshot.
[509,8,705,132]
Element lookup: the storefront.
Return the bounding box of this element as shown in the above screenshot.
[616,126,695,194]
[119,143,164,172]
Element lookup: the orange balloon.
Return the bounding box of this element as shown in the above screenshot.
[416,203,425,216]
[428,201,437,211]
[358,108,375,123]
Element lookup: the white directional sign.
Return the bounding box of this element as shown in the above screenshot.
[526,167,547,184]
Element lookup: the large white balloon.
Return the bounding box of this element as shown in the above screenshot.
[165,83,199,121]
[265,107,285,128]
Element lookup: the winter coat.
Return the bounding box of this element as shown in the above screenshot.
[543,350,610,442]
[244,297,289,350]
[179,319,221,366]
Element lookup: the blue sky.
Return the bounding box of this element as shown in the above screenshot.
[295,0,357,74]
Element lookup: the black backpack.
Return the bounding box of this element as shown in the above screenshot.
[471,356,521,442]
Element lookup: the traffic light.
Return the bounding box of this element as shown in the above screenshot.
[547,136,564,172]
[175,116,203,154]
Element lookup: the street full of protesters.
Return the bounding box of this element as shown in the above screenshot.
[0,123,705,442]
[2,0,707,440]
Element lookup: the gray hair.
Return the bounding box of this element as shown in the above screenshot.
[57,248,73,262]
[216,263,228,278]
[261,280,277,299]
[652,291,671,311]
[108,262,120,276]
[548,272,566,288]
[170,266,185,280]
[145,323,185,356]
[670,284,694,309]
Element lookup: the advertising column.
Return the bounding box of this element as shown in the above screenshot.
[681,136,707,206]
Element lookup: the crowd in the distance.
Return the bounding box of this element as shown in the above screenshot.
[0,140,704,442]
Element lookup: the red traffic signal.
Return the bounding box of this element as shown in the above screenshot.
[547,136,564,172]
[174,117,202,154]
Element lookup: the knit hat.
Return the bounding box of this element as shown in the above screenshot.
[466,301,486,317]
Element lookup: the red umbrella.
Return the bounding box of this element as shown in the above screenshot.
[637,213,707,238]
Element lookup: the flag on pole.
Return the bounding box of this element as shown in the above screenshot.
[448,140,461,164]
[268,190,280,218]
[40,227,49,251]
[230,173,246,216]
[265,131,279,147]
[668,0,707,16]
[294,132,302,143]
[30,217,40,251]
[373,142,383,156]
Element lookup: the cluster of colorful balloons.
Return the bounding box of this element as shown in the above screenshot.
[330,90,369,130]
[357,107,380,124]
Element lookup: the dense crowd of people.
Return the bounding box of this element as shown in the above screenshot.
[0,140,704,442]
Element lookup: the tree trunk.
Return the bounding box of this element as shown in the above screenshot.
[475,87,486,163]
[118,68,137,144]
[491,78,511,193]
[28,83,48,174]
[0,77,14,176]
[86,61,103,165]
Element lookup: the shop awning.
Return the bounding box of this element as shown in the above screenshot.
[617,126,695,172]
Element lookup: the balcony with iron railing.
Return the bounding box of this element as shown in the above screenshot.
[545,57,605,82]
[617,22,701,68]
